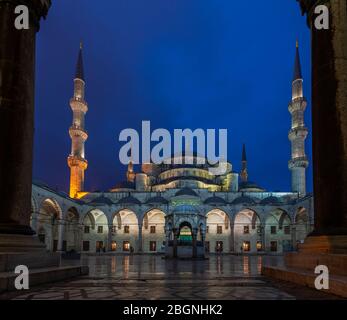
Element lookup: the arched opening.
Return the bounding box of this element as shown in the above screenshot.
[295,207,310,247]
[64,207,80,252]
[234,209,262,254]
[112,209,138,253]
[206,209,231,253]
[178,223,192,242]
[265,209,292,253]
[37,198,62,251]
[142,209,166,253]
[82,209,108,253]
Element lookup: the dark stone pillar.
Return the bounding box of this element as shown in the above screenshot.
[0,0,51,234]
[298,0,347,236]
[173,229,178,258]
[192,229,197,258]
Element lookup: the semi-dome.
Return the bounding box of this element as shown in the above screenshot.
[231,196,256,205]
[175,187,198,197]
[117,195,141,205]
[146,196,169,205]
[204,196,227,206]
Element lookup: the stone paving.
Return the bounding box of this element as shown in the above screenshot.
[0,255,341,300]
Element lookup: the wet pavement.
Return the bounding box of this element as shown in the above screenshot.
[0,255,341,300]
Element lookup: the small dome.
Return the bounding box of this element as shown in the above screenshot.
[175,188,198,197]
[146,196,169,205]
[88,195,114,206]
[231,196,256,205]
[260,196,283,205]
[204,196,227,206]
[239,181,264,191]
[117,195,141,205]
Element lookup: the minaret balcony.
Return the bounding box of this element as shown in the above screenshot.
[288,98,307,113]
[70,98,88,113]
[67,156,88,170]
[288,157,309,169]
[69,126,88,140]
[288,127,308,140]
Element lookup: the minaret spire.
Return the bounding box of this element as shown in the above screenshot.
[75,42,84,81]
[240,144,248,183]
[67,44,88,198]
[288,41,308,196]
[293,40,302,81]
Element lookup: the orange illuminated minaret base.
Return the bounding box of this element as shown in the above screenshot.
[67,43,88,198]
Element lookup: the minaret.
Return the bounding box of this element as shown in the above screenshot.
[240,144,248,183]
[288,41,308,196]
[126,161,136,183]
[67,43,88,198]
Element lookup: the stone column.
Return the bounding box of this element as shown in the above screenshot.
[229,221,234,253]
[298,0,347,240]
[137,222,143,253]
[291,226,297,251]
[173,228,178,258]
[0,0,51,236]
[192,228,197,258]
[57,221,65,252]
[108,225,113,252]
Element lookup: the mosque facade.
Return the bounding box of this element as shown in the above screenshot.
[30,42,314,257]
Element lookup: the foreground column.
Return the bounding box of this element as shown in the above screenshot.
[263,1,347,298]
[0,0,51,236]
[299,0,347,245]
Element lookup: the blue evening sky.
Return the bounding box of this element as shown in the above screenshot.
[33,0,313,193]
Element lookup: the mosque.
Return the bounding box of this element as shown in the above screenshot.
[30,42,314,258]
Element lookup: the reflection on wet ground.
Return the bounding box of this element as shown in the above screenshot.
[3,255,339,300]
[62,254,285,280]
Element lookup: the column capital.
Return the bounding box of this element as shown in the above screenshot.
[0,0,51,29]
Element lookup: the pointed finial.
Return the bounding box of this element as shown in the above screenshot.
[75,42,85,81]
[293,40,302,81]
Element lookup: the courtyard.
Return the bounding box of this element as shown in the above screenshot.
[0,255,341,300]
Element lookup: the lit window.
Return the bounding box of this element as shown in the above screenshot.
[243,241,251,252]
[216,241,223,252]
[256,241,262,251]
[111,241,117,251]
[217,226,223,234]
[243,226,250,234]
[149,241,156,252]
[123,241,130,251]
[124,226,130,234]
